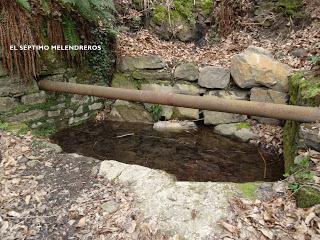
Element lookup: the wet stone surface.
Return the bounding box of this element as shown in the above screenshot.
[51,121,284,182]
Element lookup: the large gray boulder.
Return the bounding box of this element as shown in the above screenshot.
[198,66,230,89]
[174,63,199,81]
[250,87,288,125]
[230,46,291,92]
[118,55,166,72]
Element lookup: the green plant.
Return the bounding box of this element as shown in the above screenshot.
[310,55,320,66]
[236,122,251,130]
[150,104,162,121]
[284,156,316,193]
[60,0,115,23]
[88,27,116,84]
[278,0,303,17]
[62,17,81,57]
[16,0,31,11]
[31,122,57,137]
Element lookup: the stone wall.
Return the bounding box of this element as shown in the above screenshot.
[0,63,107,136]
[109,46,291,131]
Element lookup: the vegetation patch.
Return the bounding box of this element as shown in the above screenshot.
[31,122,57,137]
[0,120,29,135]
[277,0,304,18]
[149,104,163,121]
[236,182,259,200]
[284,155,320,208]
[236,122,251,130]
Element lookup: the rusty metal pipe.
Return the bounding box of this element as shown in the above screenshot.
[38,80,320,122]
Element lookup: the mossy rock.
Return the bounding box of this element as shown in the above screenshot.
[283,71,320,172]
[236,182,259,200]
[289,72,320,106]
[111,73,138,89]
[283,120,299,172]
[295,186,320,208]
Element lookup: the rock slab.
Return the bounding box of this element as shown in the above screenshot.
[174,63,199,81]
[99,160,238,239]
[198,66,230,89]
[118,55,166,72]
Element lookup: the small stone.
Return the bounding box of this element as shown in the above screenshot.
[89,102,103,111]
[50,103,66,110]
[64,109,74,117]
[173,83,204,95]
[204,111,247,125]
[174,63,199,81]
[173,107,199,120]
[71,95,90,104]
[21,91,46,105]
[153,121,197,132]
[31,122,43,129]
[26,160,41,167]
[75,106,84,115]
[48,110,61,118]
[198,66,230,89]
[299,123,320,151]
[214,123,257,142]
[100,201,120,215]
[291,48,308,58]
[7,110,46,123]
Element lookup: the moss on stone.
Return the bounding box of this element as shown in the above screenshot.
[112,72,139,89]
[283,120,299,172]
[236,122,251,130]
[283,72,320,172]
[295,186,320,208]
[0,121,29,135]
[236,182,259,200]
[289,72,320,106]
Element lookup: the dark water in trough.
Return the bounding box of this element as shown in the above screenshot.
[51,121,284,182]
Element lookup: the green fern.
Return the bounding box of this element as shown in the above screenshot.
[16,0,31,11]
[60,0,115,23]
